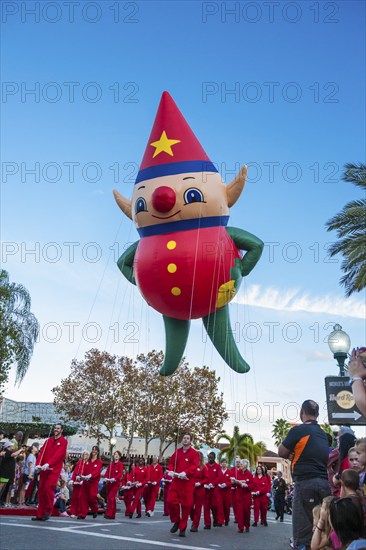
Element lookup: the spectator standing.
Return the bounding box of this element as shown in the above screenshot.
[0,441,24,506]
[19,443,39,506]
[279,399,331,550]
[272,471,287,522]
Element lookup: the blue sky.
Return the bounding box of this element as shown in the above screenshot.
[2,1,365,448]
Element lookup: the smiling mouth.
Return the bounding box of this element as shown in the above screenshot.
[151,210,181,219]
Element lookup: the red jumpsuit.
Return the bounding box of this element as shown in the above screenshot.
[233,469,253,531]
[252,474,271,524]
[128,465,148,516]
[121,471,133,516]
[145,463,163,514]
[162,470,172,515]
[217,467,232,525]
[204,461,224,527]
[167,446,200,532]
[79,458,103,517]
[69,458,88,517]
[190,464,209,529]
[104,461,123,519]
[229,466,241,522]
[35,435,67,519]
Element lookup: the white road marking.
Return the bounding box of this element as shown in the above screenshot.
[0,522,213,549]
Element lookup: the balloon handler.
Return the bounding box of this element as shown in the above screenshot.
[113,91,263,376]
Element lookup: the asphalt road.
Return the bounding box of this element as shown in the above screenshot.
[1,504,292,550]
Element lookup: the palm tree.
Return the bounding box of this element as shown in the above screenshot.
[272,418,291,447]
[216,425,266,468]
[0,270,39,391]
[326,162,366,296]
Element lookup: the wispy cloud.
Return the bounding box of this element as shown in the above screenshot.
[235,285,365,319]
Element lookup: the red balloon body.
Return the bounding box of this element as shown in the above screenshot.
[134,226,241,320]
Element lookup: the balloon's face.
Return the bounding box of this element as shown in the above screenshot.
[132,171,229,228]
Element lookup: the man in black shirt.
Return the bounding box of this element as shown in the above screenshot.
[278,399,330,550]
[272,471,287,521]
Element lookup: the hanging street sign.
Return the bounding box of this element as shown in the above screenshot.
[325,376,366,426]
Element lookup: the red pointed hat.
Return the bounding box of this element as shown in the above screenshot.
[135,91,218,184]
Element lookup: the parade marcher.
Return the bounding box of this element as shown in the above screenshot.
[121,465,132,516]
[162,468,172,516]
[104,450,123,520]
[69,450,89,518]
[145,456,163,517]
[203,451,224,529]
[252,465,271,526]
[78,445,103,519]
[230,457,242,524]
[167,433,200,537]
[217,458,232,526]
[231,458,253,533]
[272,471,287,522]
[128,457,148,518]
[31,424,68,521]
[190,451,209,532]
[279,399,330,550]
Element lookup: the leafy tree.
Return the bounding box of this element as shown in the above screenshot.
[272,418,291,447]
[326,162,366,295]
[0,269,39,394]
[52,349,133,445]
[217,425,266,467]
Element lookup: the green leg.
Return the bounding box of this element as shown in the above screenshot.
[160,316,191,376]
[202,306,250,374]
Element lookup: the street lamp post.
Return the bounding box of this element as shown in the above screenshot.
[328,323,351,377]
[110,437,117,456]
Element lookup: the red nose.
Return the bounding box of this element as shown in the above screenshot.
[151,186,176,213]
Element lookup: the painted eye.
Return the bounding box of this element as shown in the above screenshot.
[135,197,147,214]
[183,188,204,204]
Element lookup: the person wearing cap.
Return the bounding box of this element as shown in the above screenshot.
[113,91,263,378]
[32,423,68,521]
[0,441,25,506]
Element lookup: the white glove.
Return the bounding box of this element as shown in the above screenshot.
[230,477,235,482]
[152,481,157,485]
[221,483,226,488]
[242,482,247,488]
[76,475,81,481]
[35,465,42,472]
[136,482,142,488]
[85,474,92,480]
[178,472,188,480]
[127,481,132,485]
[204,484,209,489]
[195,482,201,487]
[167,470,175,477]
[266,493,271,497]
[104,478,110,482]
[41,463,50,471]
[209,483,214,489]
[109,478,116,483]
[69,480,74,486]
[256,491,260,496]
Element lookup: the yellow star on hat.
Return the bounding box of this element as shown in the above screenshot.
[150,130,181,158]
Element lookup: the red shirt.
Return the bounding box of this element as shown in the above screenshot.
[233,468,253,495]
[105,461,123,483]
[168,446,200,480]
[36,436,67,476]
[206,462,221,487]
[194,465,209,485]
[128,465,148,484]
[218,467,232,488]
[147,463,163,484]
[252,474,271,495]
[85,458,103,480]
[71,459,88,481]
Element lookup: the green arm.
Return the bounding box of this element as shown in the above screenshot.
[117,241,138,285]
[226,226,264,277]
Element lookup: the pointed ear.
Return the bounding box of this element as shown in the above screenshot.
[113,189,132,220]
[226,165,247,207]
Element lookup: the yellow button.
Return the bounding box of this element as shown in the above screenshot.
[167,240,176,250]
[167,263,177,273]
[171,287,181,296]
